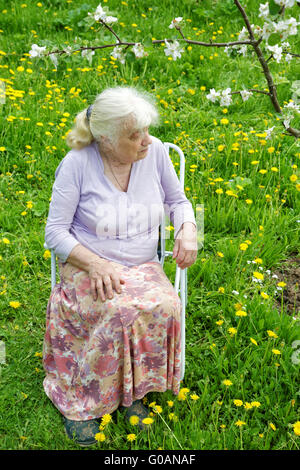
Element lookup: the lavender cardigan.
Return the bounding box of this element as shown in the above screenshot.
[45,136,196,267]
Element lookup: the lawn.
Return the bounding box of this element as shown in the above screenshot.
[0,0,299,450]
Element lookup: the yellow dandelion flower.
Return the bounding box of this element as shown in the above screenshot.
[261,292,269,299]
[217,251,224,258]
[272,349,281,355]
[292,421,300,436]
[223,379,233,386]
[142,417,154,425]
[216,319,224,326]
[269,422,276,431]
[9,301,21,309]
[233,399,243,407]
[2,238,10,244]
[95,432,106,442]
[235,420,246,427]
[290,174,298,182]
[267,147,275,154]
[277,281,286,288]
[43,250,51,259]
[253,271,264,280]
[244,402,253,410]
[267,330,278,338]
[228,327,237,336]
[127,433,136,442]
[101,414,112,425]
[239,243,248,251]
[236,310,247,317]
[129,415,140,426]
[251,401,261,408]
[218,287,225,293]
[167,400,174,407]
[250,337,258,346]
[177,387,189,401]
[190,393,200,400]
[153,405,163,414]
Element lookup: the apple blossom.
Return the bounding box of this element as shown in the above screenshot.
[206,88,220,103]
[132,43,147,58]
[169,17,183,29]
[111,45,125,64]
[267,44,283,62]
[89,3,117,24]
[164,39,184,60]
[259,2,270,19]
[240,90,253,102]
[29,44,47,58]
[274,0,296,7]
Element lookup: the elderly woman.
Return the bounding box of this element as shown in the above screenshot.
[43,86,197,446]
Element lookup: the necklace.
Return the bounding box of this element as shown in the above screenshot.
[104,155,131,192]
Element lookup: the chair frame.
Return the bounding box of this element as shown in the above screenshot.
[46,142,188,381]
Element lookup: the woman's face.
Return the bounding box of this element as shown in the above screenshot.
[109,127,152,165]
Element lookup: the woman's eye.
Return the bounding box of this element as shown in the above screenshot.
[130,133,140,140]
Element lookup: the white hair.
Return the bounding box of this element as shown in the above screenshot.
[66,86,159,150]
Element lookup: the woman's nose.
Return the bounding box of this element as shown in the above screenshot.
[142,131,152,146]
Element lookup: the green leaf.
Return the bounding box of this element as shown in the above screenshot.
[143,35,153,48]
[126,50,136,63]
[267,33,281,46]
[269,1,281,16]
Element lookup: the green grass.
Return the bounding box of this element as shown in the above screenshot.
[0,0,299,450]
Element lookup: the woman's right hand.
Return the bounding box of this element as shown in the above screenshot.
[88,258,126,302]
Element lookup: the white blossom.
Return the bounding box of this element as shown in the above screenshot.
[274,17,299,40]
[81,49,95,65]
[64,46,73,56]
[49,53,58,68]
[132,43,146,58]
[259,2,270,19]
[111,45,125,64]
[283,116,292,128]
[267,44,283,62]
[285,53,292,62]
[240,90,253,102]
[238,26,249,41]
[274,0,296,7]
[164,39,184,60]
[261,20,274,41]
[169,17,183,29]
[29,44,47,58]
[264,126,275,139]
[206,88,220,103]
[238,45,247,56]
[89,3,118,24]
[284,101,300,112]
[281,41,290,49]
[232,290,239,295]
[220,88,232,107]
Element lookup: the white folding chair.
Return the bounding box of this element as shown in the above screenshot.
[45,142,188,380]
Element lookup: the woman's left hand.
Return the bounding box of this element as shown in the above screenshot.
[172,222,198,269]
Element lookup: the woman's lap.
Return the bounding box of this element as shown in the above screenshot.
[42,260,182,421]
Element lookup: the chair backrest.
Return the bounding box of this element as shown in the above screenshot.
[158,143,185,267]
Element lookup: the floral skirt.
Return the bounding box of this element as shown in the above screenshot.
[42,259,182,421]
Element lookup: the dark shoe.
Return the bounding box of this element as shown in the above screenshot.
[122,399,149,430]
[63,416,99,446]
